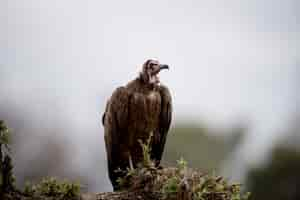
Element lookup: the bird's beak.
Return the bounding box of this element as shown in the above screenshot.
[159,64,169,71]
[152,64,169,76]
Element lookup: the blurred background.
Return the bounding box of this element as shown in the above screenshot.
[1,0,299,198]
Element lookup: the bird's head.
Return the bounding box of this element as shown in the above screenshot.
[140,59,169,85]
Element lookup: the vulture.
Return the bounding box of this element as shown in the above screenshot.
[102,59,172,190]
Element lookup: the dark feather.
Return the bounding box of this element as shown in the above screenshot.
[151,84,172,165]
[103,87,131,190]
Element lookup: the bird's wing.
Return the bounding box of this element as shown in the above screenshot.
[103,87,131,186]
[102,101,109,125]
[103,86,131,143]
[152,84,172,165]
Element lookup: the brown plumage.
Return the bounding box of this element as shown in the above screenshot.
[102,59,172,190]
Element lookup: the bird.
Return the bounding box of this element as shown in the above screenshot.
[102,59,172,190]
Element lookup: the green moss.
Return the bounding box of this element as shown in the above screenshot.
[23,177,81,199]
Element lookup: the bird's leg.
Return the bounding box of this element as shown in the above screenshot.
[128,154,134,171]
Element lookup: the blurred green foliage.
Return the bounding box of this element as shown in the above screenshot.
[0,120,11,154]
[164,123,245,171]
[0,120,16,193]
[246,146,300,200]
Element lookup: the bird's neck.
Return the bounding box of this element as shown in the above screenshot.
[128,76,158,93]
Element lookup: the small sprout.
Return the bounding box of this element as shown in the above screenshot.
[138,132,154,168]
[115,166,139,190]
[176,157,187,171]
[116,177,125,188]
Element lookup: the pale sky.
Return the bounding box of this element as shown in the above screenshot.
[1,0,299,191]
